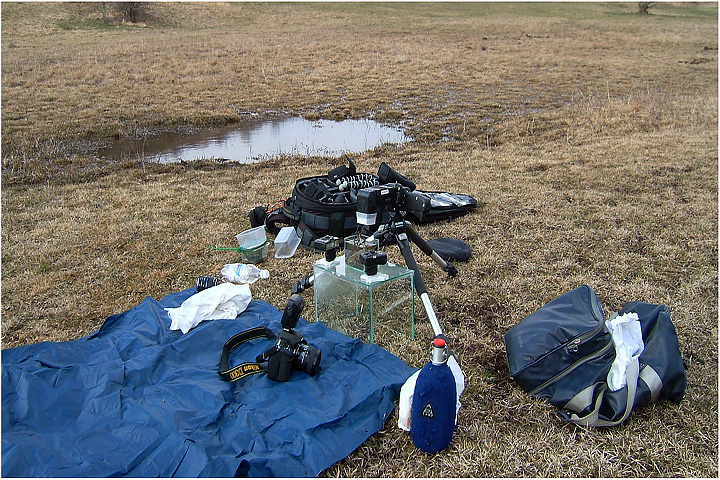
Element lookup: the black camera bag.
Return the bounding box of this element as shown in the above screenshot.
[249,160,477,250]
[504,285,686,427]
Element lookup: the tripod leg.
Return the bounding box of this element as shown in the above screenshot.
[395,233,444,337]
[404,225,458,277]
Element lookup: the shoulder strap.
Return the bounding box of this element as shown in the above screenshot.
[219,326,275,382]
[561,357,640,427]
[264,207,296,235]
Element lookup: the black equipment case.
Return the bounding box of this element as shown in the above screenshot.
[249,160,477,250]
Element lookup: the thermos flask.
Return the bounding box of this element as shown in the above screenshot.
[411,337,456,453]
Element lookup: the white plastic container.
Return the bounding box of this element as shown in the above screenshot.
[274,226,301,258]
[235,226,266,250]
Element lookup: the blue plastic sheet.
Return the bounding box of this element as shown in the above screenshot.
[2,288,415,477]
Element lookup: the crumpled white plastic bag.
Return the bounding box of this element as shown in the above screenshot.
[166,283,252,334]
[606,311,645,391]
[397,355,465,432]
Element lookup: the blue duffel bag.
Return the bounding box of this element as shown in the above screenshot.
[504,285,686,427]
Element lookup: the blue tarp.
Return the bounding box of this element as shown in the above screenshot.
[1,288,415,477]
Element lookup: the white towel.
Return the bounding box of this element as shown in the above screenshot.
[606,312,645,391]
[166,283,252,334]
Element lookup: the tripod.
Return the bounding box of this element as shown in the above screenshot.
[364,211,457,338]
[292,211,457,339]
[291,211,463,453]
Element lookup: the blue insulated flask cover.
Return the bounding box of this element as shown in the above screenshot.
[410,338,456,453]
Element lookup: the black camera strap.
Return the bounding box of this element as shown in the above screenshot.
[219,326,275,382]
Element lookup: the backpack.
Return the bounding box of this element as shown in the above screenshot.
[249,159,477,250]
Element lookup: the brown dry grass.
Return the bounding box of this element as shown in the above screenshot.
[1,2,718,477]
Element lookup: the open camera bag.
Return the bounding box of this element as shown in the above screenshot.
[504,285,686,427]
[249,159,477,250]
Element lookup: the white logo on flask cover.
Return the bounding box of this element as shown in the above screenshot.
[421,402,435,420]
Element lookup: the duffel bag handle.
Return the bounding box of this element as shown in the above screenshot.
[562,357,640,427]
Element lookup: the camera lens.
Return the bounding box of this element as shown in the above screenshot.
[296,344,321,376]
[196,275,219,292]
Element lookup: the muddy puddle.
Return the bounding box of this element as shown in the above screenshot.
[97,117,409,164]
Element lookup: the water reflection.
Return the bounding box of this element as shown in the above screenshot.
[98,117,409,164]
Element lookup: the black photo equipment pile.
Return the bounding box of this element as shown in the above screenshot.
[249,158,477,250]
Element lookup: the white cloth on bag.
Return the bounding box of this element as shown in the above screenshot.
[166,283,252,334]
[605,311,645,391]
[397,355,465,432]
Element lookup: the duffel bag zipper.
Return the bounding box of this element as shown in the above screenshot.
[529,341,614,396]
[566,318,607,354]
[528,313,607,367]
[564,293,607,354]
[522,286,607,364]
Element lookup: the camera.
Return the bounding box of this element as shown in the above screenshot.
[359,250,388,276]
[356,183,430,231]
[256,294,321,382]
[313,235,342,262]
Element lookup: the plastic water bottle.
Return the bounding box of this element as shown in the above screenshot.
[220,263,269,284]
[411,337,457,453]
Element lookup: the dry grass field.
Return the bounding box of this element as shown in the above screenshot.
[1,2,717,477]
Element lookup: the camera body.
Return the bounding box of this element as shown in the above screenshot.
[265,328,321,382]
[257,294,321,382]
[359,250,388,276]
[356,183,430,230]
[313,235,342,262]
